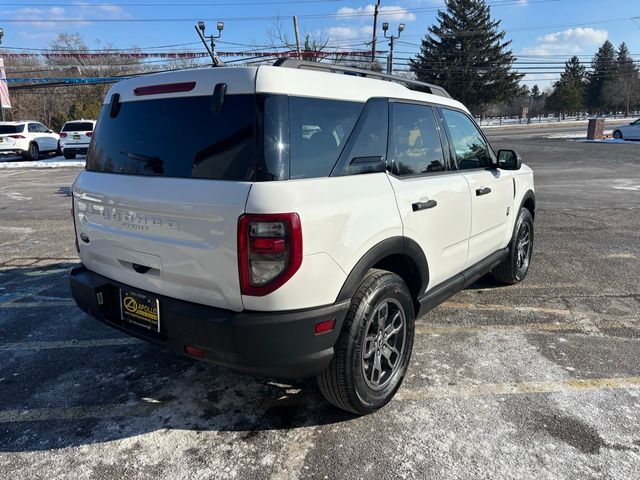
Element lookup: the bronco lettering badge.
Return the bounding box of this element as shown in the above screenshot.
[119,289,160,332]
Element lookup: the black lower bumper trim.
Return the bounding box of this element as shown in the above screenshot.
[69,266,349,379]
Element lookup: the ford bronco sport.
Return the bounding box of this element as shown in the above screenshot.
[69,60,535,414]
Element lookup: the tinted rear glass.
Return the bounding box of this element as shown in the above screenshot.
[288,97,362,179]
[87,95,256,180]
[0,125,23,134]
[63,122,94,132]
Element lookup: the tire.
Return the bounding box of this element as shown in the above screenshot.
[24,142,39,161]
[613,130,623,140]
[317,269,415,415]
[63,152,76,160]
[492,208,534,285]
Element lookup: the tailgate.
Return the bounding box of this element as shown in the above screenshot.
[73,171,251,311]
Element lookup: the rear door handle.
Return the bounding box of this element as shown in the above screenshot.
[412,200,438,211]
[476,187,492,196]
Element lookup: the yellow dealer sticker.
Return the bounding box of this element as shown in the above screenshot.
[120,289,160,332]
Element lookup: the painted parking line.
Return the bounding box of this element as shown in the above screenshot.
[0,338,142,351]
[439,302,572,316]
[0,300,76,308]
[0,401,160,424]
[415,319,637,335]
[396,376,640,401]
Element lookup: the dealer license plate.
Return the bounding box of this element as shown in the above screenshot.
[120,289,160,332]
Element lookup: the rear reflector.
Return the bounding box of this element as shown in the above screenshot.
[134,81,196,96]
[185,345,206,358]
[315,319,336,335]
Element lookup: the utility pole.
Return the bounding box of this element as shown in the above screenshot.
[383,22,404,74]
[293,16,302,58]
[195,20,225,66]
[371,0,380,63]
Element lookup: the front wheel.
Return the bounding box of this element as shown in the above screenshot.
[317,269,415,414]
[492,207,534,284]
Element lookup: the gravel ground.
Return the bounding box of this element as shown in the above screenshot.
[0,135,639,479]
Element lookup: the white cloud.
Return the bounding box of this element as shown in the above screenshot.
[522,27,608,56]
[324,26,372,42]
[337,4,417,23]
[7,3,131,28]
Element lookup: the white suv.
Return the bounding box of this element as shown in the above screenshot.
[60,119,96,159]
[0,121,60,160]
[70,61,535,414]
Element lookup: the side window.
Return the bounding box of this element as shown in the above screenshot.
[335,97,388,175]
[28,123,38,133]
[392,103,446,176]
[289,97,362,179]
[37,124,49,133]
[441,109,493,170]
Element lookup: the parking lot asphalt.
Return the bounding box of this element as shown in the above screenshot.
[0,136,639,480]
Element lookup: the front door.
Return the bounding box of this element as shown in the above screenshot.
[387,102,471,291]
[439,108,513,267]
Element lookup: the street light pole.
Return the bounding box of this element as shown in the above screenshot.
[195,21,225,66]
[383,22,404,75]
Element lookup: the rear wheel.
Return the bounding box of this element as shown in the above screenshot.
[24,142,39,161]
[613,130,623,140]
[63,151,76,160]
[492,208,534,284]
[317,269,415,414]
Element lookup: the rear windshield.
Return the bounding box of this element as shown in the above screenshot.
[0,125,24,134]
[87,93,364,181]
[62,122,94,132]
[88,95,256,181]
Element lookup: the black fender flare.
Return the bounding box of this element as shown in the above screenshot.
[335,236,429,303]
[518,190,536,218]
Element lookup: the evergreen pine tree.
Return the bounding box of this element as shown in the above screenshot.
[531,84,541,99]
[585,40,616,113]
[603,42,640,116]
[546,56,587,116]
[409,0,523,113]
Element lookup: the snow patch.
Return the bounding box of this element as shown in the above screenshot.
[0,155,85,169]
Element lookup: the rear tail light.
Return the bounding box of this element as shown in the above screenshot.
[85,131,93,137]
[238,213,302,296]
[71,194,79,253]
[59,132,67,138]
[8,134,26,139]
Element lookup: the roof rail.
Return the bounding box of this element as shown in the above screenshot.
[272,58,451,99]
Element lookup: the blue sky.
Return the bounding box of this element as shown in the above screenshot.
[3,0,640,89]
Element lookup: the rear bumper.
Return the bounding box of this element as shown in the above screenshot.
[62,145,88,155]
[69,266,349,379]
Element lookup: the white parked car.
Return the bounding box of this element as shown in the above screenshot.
[612,118,640,140]
[60,119,96,159]
[69,61,535,414]
[0,121,60,160]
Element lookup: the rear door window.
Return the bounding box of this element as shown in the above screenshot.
[87,94,256,180]
[391,103,446,176]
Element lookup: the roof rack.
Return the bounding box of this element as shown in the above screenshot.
[273,58,451,99]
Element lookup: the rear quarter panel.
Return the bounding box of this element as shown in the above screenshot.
[243,173,402,311]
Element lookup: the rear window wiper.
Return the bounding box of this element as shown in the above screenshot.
[121,151,164,174]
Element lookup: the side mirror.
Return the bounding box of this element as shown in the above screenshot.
[497,149,522,170]
[347,155,387,175]
[47,130,53,133]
